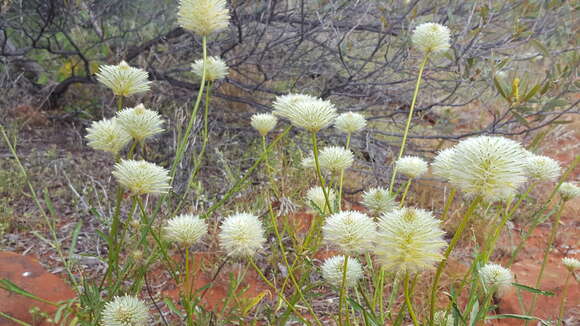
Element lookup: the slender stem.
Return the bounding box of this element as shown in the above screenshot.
[404,272,419,326]
[557,272,572,325]
[388,54,429,193]
[399,179,412,206]
[338,133,352,210]
[262,135,280,198]
[116,96,123,112]
[248,258,313,326]
[429,196,482,326]
[338,256,350,326]
[311,132,332,213]
[527,199,566,321]
[441,188,456,220]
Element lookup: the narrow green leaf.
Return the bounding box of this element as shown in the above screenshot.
[469,300,480,326]
[43,188,58,218]
[0,312,34,326]
[522,84,542,102]
[347,298,381,326]
[486,314,548,325]
[511,283,554,296]
[529,39,550,58]
[0,279,57,306]
[163,298,181,315]
[494,76,508,100]
[68,221,83,259]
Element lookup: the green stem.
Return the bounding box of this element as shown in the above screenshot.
[248,258,312,326]
[404,272,419,326]
[116,96,123,112]
[557,272,572,325]
[441,188,456,220]
[388,54,429,193]
[399,179,412,207]
[338,133,352,210]
[526,199,566,322]
[311,132,332,213]
[338,256,350,326]
[429,196,482,326]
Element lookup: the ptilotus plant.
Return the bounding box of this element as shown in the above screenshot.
[3,1,580,325]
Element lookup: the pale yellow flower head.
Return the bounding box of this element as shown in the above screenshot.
[559,182,580,201]
[479,263,513,297]
[116,104,164,142]
[375,207,447,274]
[218,212,266,258]
[396,156,428,179]
[562,257,580,272]
[272,94,337,132]
[85,118,131,154]
[411,22,451,55]
[323,210,377,254]
[164,214,208,246]
[321,256,363,289]
[191,56,228,81]
[361,187,398,215]
[306,186,336,214]
[101,295,149,326]
[112,160,171,196]
[334,111,366,134]
[96,61,151,97]
[524,154,561,182]
[178,0,230,36]
[251,113,278,136]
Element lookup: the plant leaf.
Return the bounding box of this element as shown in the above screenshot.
[511,283,554,296]
[486,314,549,325]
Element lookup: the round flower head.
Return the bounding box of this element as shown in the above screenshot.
[396,156,428,179]
[334,111,367,134]
[273,96,337,132]
[431,147,457,180]
[101,295,149,326]
[321,256,363,289]
[433,311,454,326]
[318,146,354,173]
[322,210,377,254]
[191,56,228,81]
[251,113,278,136]
[218,212,266,258]
[306,186,336,214]
[113,160,171,195]
[375,207,447,274]
[361,187,398,215]
[164,214,207,246]
[479,263,513,297]
[562,257,580,272]
[524,154,561,182]
[559,182,580,201]
[411,22,451,55]
[178,0,230,36]
[96,61,151,97]
[116,104,164,142]
[272,93,317,119]
[443,136,528,202]
[85,118,131,154]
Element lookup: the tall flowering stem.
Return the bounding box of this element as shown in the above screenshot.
[527,199,566,321]
[338,255,349,326]
[429,196,482,325]
[388,54,429,193]
[404,272,419,326]
[338,133,351,210]
[311,132,332,213]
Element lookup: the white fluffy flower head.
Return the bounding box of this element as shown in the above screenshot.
[86,118,131,154]
[96,61,151,97]
[306,186,336,214]
[191,56,228,81]
[251,113,278,136]
[335,111,366,134]
[318,146,354,173]
[178,0,230,36]
[441,136,528,202]
[562,257,580,272]
[559,182,580,201]
[322,211,377,254]
[116,104,164,142]
[101,295,149,326]
[396,156,428,179]
[321,256,363,289]
[524,154,561,182]
[411,22,451,55]
[362,187,398,215]
[479,263,513,297]
[273,95,337,132]
[113,160,171,196]
[164,214,207,246]
[431,147,456,180]
[218,212,266,258]
[375,207,447,274]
